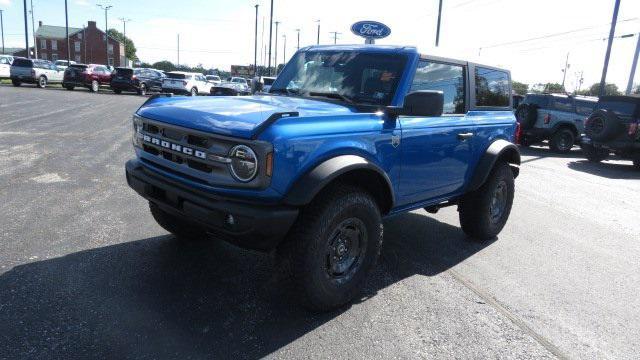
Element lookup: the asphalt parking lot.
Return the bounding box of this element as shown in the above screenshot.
[1,85,639,360]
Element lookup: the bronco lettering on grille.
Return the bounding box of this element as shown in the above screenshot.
[142,134,206,160]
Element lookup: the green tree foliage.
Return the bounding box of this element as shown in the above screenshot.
[512,81,529,95]
[107,29,137,61]
[575,83,621,96]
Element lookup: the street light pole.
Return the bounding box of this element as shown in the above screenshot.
[295,28,300,51]
[274,21,279,75]
[330,31,340,44]
[282,34,286,65]
[23,0,30,58]
[0,10,5,55]
[626,33,640,95]
[97,4,112,66]
[29,0,36,58]
[119,17,130,66]
[598,0,620,96]
[267,0,274,76]
[316,20,320,45]
[561,52,570,91]
[254,4,258,76]
[65,0,70,64]
[435,0,443,47]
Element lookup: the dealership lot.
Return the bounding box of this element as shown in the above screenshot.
[1,86,639,359]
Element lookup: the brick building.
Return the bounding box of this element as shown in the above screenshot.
[15,21,125,66]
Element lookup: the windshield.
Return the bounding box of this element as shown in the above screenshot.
[270,50,407,106]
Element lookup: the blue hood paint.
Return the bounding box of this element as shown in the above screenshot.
[136,95,357,139]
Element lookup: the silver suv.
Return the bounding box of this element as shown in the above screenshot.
[516,94,598,153]
[10,58,65,88]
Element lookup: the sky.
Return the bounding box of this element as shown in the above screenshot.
[0,0,638,91]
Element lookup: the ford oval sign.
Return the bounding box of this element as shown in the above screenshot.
[351,21,391,40]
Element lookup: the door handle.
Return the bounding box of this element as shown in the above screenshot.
[457,132,474,140]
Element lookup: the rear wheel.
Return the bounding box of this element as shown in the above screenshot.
[90,80,99,93]
[149,202,208,241]
[113,89,122,94]
[582,144,608,163]
[190,87,198,96]
[585,110,621,142]
[37,75,47,89]
[280,184,383,311]
[459,162,515,241]
[138,83,147,96]
[549,128,575,153]
[64,84,74,90]
[12,79,21,87]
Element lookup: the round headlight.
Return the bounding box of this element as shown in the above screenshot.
[229,145,258,182]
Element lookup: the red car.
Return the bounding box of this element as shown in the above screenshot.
[62,64,112,92]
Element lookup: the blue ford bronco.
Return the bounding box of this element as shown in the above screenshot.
[125,45,520,311]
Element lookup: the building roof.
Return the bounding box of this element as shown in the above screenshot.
[36,25,83,39]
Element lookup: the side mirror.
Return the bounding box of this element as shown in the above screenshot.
[386,90,444,117]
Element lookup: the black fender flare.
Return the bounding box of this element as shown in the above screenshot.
[551,122,579,137]
[466,139,520,192]
[283,155,395,210]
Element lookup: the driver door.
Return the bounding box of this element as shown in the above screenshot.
[397,59,474,206]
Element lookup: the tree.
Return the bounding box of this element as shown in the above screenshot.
[576,83,621,96]
[512,81,529,95]
[107,28,137,61]
[151,60,176,72]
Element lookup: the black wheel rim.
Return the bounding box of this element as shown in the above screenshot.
[588,118,604,135]
[325,218,368,283]
[558,132,572,150]
[490,180,508,223]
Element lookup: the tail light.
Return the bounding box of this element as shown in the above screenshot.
[132,75,137,80]
[182,80,188,85]
[515,122,522,145]
[543,114,551,125]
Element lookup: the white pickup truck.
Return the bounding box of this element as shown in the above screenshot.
[10,58,65,88]
[0,55,14,79]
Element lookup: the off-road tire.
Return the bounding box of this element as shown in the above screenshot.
[582,144,609,163]
[459,162,514,241]
[279,184,383,312]
[149,202,208,241]
[190,87,198,96]
[64,85,74,90]
[549,128,575,153]
[515,104,537,130]
[12,79,21,87]
[37,75,47,89]
[585,110,621,142]
[90,80,99,93]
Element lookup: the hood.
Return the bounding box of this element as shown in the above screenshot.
[136,95,357,139]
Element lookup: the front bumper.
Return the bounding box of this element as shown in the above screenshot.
[10,75,36,83]
[125,159,299,251]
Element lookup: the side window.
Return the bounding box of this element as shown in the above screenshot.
[410,60,465,114]
[0,58,8,65]
[575,101,595,116]
[551,98,574,112]
[475,67,510,107]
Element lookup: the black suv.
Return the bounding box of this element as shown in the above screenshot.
[581,96,640,169]
[110,67,165,95]
[515,94,598,152]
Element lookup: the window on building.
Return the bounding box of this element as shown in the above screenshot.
[77,32,82,40]
[40,39,47,50]
[475,67,510,107]
[51,53,59,61]
[108,58,114,66]
[41,53,48,60]
[75,41,81,52]
[108,44,114,54]
[51,40,58,51]
[411,60,466,114]
[74,54,81,63]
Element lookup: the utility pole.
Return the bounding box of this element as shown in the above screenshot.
[274,21,279,75]
[29,0,36,58]
[626,33,640,95]
[576,71,584,93]
[119,17,130,66]
[254,4,258,76]
[316,20,320,45]
[435,0,443,47]
[23,0,30,58]
[97,4,112,66]
[0,10,5,55]
[561,52,570,91]
[177,33,180,66]
[65,0,70,64]
[599,0,620,97]
[295,28,300,50]
[282,34,286,66]
[267,0,274,76]
[330,31,341,44]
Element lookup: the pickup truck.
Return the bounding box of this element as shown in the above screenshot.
[125,45,520,311]
[10,58,65,88]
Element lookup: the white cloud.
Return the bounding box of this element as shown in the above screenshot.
[0,0,12,6]
[74,0,90,6]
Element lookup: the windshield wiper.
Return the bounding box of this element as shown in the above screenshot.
[307,91,355,104]
[270,88,298,96]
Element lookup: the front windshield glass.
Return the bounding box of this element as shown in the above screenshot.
[270,50,407,106]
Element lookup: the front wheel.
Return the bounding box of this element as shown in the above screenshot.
[459,162,515,241]
[280,185,383,311]
[138,83,147,96]
[189,87,198,96]
[12,79,21,87]
[90,80,99,93]
[113,88,122,94]
[64,84,74,90]
[549,128,575,153]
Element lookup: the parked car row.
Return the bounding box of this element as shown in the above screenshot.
[515,93,640,170]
